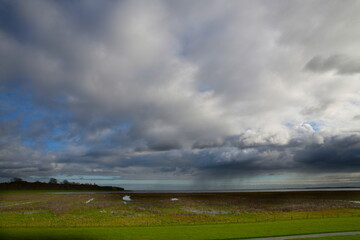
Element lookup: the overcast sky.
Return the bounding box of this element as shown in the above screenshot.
[1,0,360,190]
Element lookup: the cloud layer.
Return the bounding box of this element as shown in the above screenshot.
[1,0,360,189]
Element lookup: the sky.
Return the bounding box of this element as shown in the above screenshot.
[1,0,360,190]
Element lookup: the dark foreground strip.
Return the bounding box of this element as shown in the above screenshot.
[240,231,360,240]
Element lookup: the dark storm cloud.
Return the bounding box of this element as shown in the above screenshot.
[294,134,360,172]
[188,134,360,179]
[305,55,360,75]
[46,132,360,179]
[1,0,360,187]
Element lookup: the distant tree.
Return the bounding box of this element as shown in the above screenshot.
[11,177,23,182]
[62,179,69,184]
[49,178,58,184]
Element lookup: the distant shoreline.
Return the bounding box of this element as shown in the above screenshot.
[5,187,356,194]
[126,187,360,194]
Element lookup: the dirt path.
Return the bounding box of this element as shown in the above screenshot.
[240,231,360,240]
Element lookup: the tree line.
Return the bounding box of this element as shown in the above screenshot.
[0,177,124,191]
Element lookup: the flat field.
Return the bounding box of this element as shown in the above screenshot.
[1,190,360,239]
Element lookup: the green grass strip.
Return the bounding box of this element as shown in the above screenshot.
[1,217,360,240]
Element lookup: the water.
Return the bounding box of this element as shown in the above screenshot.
[22,211,43,215]
[85,198,94,204]
[0,201,34,207]
[122,195,131,201]
[187,209,229,215]
[127,188,360,194]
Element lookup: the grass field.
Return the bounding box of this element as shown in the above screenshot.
[1,191,360,239]
[1,191,360,227]
[1,217,360,240]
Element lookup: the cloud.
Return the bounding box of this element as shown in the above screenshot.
[1,0,360,188]
[305,55,360,75]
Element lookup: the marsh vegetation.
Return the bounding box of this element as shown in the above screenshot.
[1,191,360,227]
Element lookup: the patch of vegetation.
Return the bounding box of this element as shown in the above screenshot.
[1,191,360,227]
